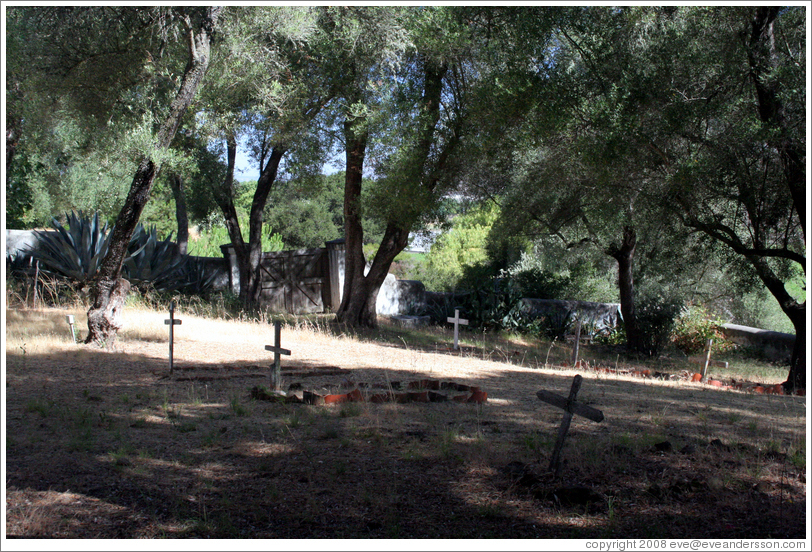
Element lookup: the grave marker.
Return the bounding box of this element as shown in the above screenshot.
[265,320,291,390]
[536,374,604,478]
[65,314,77,345]
[164,302,182,375]
[570,320,583,365]
[687,339,728,381]
[447,309,469,350]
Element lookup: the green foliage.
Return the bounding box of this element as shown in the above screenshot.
[502,254,573,301]
[633,291,682,357]
[123,225,187,292]
[671,304,730,355]
[422,202,500,292]
[263,173,345,249]
[32,211,113,282]
[188,215,284,258]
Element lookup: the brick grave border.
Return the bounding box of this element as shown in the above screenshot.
[251,378,488,405]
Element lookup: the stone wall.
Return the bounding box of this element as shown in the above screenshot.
[376,275,426,316]
[6,229,47,263]
[517,298,622,334]
[720,323,795,361]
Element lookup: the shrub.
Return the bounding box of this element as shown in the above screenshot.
[671,304,734,355]
[633,291,682,357]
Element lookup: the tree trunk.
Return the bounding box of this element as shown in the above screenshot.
[169,174,189,255]
[745,7,805,391]
[607,226,640,353]
[335,116,371,326]
[336,60,450,328]
[86,6,221,345]
[784,305,805,392]
[215,130,287,311]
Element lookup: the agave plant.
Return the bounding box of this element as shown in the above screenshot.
[32,211,113,282]
[123,224,188,291]
[174,255,222,294]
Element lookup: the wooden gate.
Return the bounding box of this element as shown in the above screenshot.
[257,248,329,314]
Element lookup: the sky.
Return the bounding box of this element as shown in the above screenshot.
[231,147,342,183]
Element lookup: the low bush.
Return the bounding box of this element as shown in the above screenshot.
[633,291,682,357]
[671,303,733,355]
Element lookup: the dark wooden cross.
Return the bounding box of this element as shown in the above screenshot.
[536,374,604,478]
[164,302,182,375]
[447,309,469,350]
[265,320,291,390]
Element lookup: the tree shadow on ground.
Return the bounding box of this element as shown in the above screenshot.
[5,345,806,539]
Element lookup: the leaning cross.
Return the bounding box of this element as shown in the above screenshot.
[164,302,182,375]
[265,320,291,390]
[447,309,469,350]
[536,374,604,478]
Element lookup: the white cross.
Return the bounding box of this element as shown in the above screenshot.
[447,309,469,350]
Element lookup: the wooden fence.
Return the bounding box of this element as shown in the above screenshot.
[221,240,344,314]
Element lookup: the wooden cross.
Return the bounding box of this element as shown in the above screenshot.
[536,375,604,478]
[164,302,182,375]
[570,320,582,365]
[447,309,469,350]
[688,338,728,382]
[265,320,291,390]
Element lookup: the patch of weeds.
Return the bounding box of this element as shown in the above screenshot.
[266,483,280,501]
[110,444,135,466]
[130,417,148,429]
[283,408,305,429]
[400,442,423,461]
[320,424,341,440]
[476,503,504,519]
[606,495,618,524]
[25,398,55,417]
[438,428,459,459]
[118,394,131,405]
[175,421,198,433]
[201,429,221,448]
[339,402,362,418]
[66,427,95,452]
[230,395,249,417]
[789,441,806,469]
[135,390,153,402]
[188,384,204,406]
[522,430,551,458]
[72,406,94,427]
[333,459,348,477]
[747,421,759,433]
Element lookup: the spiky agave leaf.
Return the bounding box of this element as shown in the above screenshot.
[123,224,188,290]
[32,211,113,281]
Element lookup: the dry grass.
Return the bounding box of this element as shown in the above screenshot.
[4,305,807,539]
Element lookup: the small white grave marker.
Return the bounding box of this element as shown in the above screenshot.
[265,320,291,390]
[65,314,77,344]
[447,309,469,350]
[164,302,182,375]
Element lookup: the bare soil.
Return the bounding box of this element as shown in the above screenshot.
[4,307,807,539]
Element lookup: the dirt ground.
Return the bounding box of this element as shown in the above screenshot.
[4,307,807,540]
